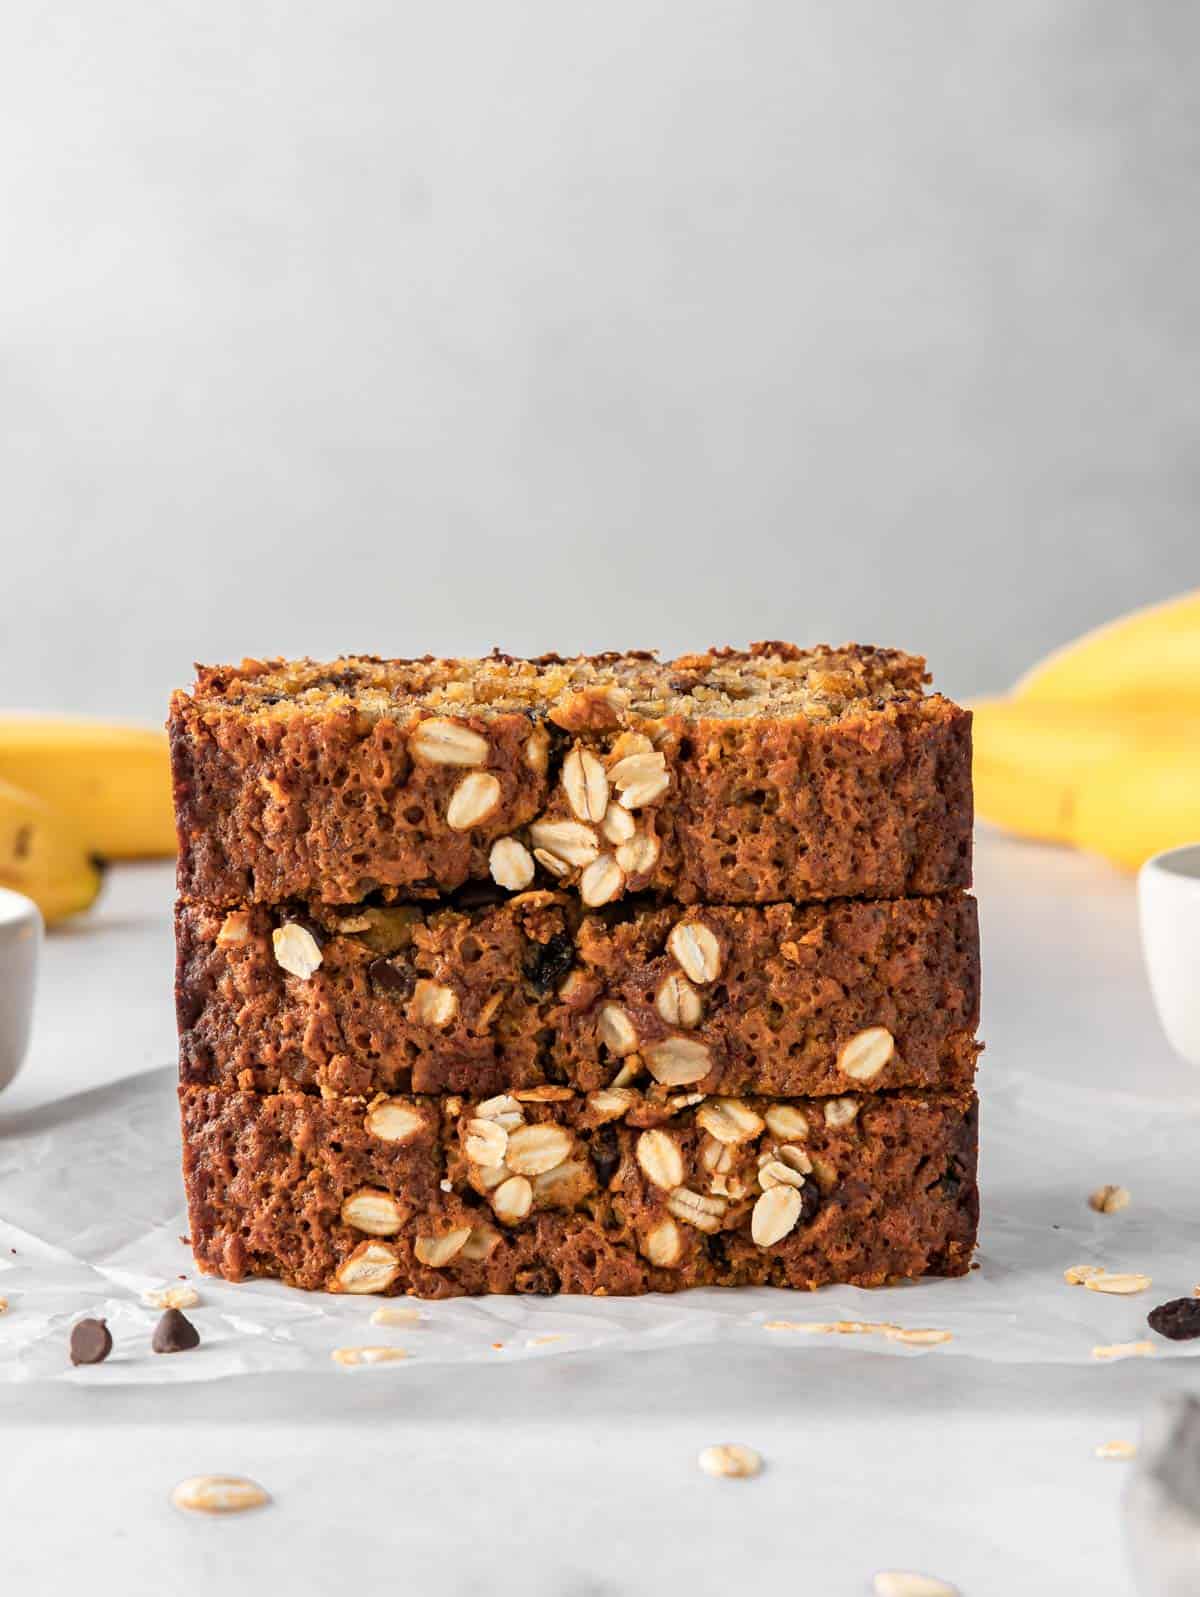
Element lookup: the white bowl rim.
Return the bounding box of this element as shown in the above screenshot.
[0,886,42,929]
[1140,842,1200,883]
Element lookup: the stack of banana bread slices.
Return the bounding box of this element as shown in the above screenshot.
[170,644,979,1299]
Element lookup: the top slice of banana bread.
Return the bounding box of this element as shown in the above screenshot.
[169,642,972,907]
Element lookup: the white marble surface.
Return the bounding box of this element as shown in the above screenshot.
[1,833,1194,1594]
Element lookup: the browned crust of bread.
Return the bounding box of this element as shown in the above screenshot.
[177,891,980,1099]
[169,644,971,906]
[181,1085,978,1298]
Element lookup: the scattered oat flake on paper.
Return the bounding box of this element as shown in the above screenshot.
[697,1443,761,1479]
[1092,1340,1155,1361]
[1084,1272,1151,1296]
[764,1319,898,1336]
[525,1334,564,1347]
[884,1327,953,1347]
[331,1346,409,1367]
[370,1305,421,1327]
[1064,1264,1106,1286]
[1088,1184,1131,1214]
[1095,1440,1137,1461]
[873,1572,959,1597]
[142,1284,200,1310]
[172,1475,270,1515]
[0,1297,7,1313]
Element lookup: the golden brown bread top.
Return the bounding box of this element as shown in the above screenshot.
[177,642,936,726]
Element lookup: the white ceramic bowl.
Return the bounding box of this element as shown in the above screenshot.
[0,887,41,1091]
[1139,844,1200,1066]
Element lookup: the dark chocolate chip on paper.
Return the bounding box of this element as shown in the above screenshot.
[69,1317,113,1366]
[153,1307,201,1354]
[1148,1298,1200,1342]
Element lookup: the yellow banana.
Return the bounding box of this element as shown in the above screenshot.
[1013,588,1200,709]
[1073,746,1200,872]
[0,716,175,859]
[0,777,103,924]
[972,698,1200,868]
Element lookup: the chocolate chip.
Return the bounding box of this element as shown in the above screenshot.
[525,931,574,995]
[514,1265,560,1296]
[368,956,415,998]
[152,1307,201,1354]
[590,1124,621,1188]
[798,1182,821,1224]
[1148,1298,1200,1341]
[69,1317,113,1366]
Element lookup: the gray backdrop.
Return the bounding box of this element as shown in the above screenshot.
[2,1,1197,721]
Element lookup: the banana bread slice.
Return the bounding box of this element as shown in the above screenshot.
[177,890,980,1099]
[169,643,972,907]
[181,1084,978,1298]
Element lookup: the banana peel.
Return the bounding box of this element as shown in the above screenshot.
[0,777,103,924]
[0,715,175,859]
[1013,588,1200,710]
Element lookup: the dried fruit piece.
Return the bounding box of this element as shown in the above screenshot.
[410,718,488,766]
[271,923,322,979]
[644,1036,712,1086]
[837,1026,895,1082]
[636,1129,685,1191]
[341,1188,405,1236]
[333,1240,401,1294]
[69,1317,112,1366]
[697,1443,761,1479]
[1148,1297,1200,1340]
[173,1476,269,1515]
[1088,1184,1131,1214]
[562,747,609,822]
[331,1345,409,1367]
[446,771,501,831]
[489,837,535,891]
[153,1308,201,1354]
[364,1098,425,1143]
[668,920,722,983]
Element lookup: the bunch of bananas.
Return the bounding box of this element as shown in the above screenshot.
[0,718,175,924]
[973,589,1200,870]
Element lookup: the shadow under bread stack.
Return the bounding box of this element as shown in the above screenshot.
[169,644,979,1299]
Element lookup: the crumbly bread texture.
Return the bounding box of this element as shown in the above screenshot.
[177,890,980,1099]
[169,644,972,907]
[180,1084,978,1298]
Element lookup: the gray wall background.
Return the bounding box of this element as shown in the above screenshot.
[2,1,1197,722]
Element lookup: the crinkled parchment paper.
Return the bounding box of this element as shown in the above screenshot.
[2,1064,1198,1384]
